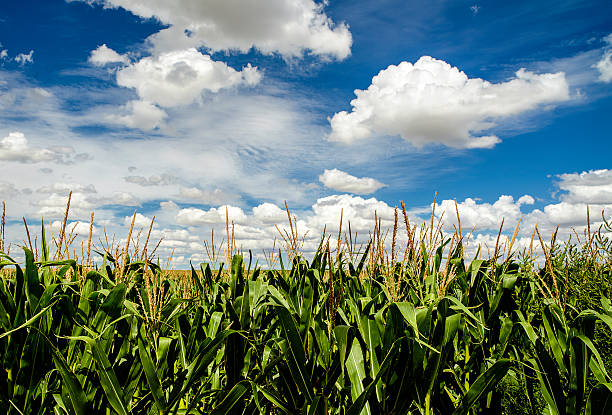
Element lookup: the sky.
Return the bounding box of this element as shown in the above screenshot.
[0,0,611,267]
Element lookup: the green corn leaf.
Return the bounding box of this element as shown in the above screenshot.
[69,335,129,415]
[210,381,249,415]
[346,339,401,415]
[0,298,58,339]
[346,338,370,415]
[452,359,511,415]
[586,383,612,415]
[334,325,354,376]
[138,333,168,412]
[275,305,314,402]
[48,342,87,415]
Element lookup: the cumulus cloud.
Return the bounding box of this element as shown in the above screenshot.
[14,50,34,65]
[110,100,168,130]
[431,169,612,237]
[523,169,612,233]
[329,56,570,148]
[89,44,130,66]
[0,132,80,164]
[175,205,247,225]
[36,192,97,218]
[308,194,396,232]
[319,168,386,194]
[91,0,352,59]
[124,212,153,228]
[116,48,261,108]
[252,202,286,224]
[434,195,535,231]
[555,169,612,204]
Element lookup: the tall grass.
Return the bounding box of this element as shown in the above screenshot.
[0,197,610,414]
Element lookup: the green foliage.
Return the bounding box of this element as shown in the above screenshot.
[0,224,610,414]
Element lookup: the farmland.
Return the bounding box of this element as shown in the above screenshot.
[0,204,611,414]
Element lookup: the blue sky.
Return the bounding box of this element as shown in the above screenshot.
[0,0,611,266]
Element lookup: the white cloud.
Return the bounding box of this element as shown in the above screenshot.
[307,194,396,233]
[37,183,97,194]
[94,0,352,59]
[319,168,386,194]
[433,169,612,237]
[124,212,153,228]
[113,192,139,206]
[14,50,34,65]
[110,100,168,130]
[0,132,79,164]
[30,87,52,98]
[160,200,179,211]
[179,187,236,205]
[555,169,612,204]
[116,48,261,108]
[329,56,570,148]
[50,220,97,236]
[36,192,97,218]
[33,184,139,219]
[252,202,286,224]
[434,195,535,231]
[89,44,129,66]
[595,39,612,82]
[175,205,247,225]
[0,50,7,59]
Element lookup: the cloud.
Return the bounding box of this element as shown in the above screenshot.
[37,183,97,194]
[109,100,168,130]
[594,34,612,83]
[124,212,153,228]
[92,0,352,59]
[124,174,178,187]
[319,168,386,194]
[50,220,96,236]
[179,187,237,205]
[115,48,262,108]
[0,132,81,164]
[160,200,179,211]
[307,194,397,233]
[434,195,535,231]
[36,191,97,218]
[432,169,612,236]
[555,169,612,204]
[89,44,129,66]
[252,202,286,224]
[175,205,247,225]
[329,56,570,148]
[0,182,20,198]
[14,50,34,65]
[596,50,612,82]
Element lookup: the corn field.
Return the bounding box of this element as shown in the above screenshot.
[0,205,611,414]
